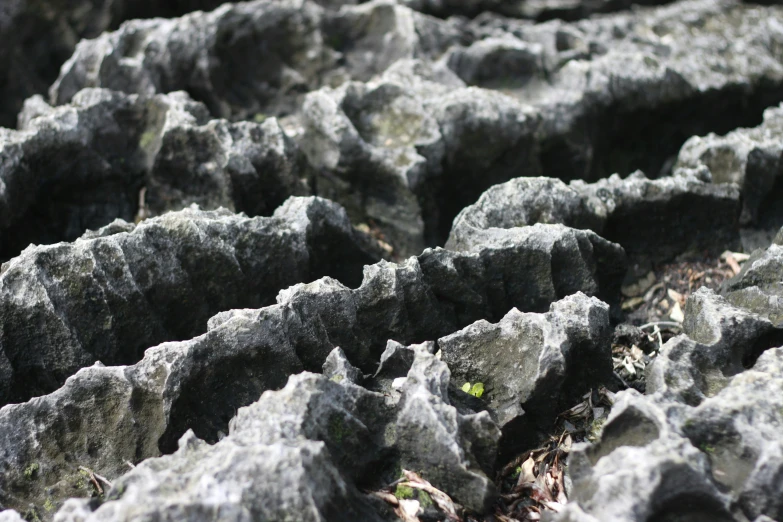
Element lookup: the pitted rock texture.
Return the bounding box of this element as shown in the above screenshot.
[51,0,463,123]
[438,292,612,456]
[558,347,783,522]
[554,235,783,522]
[45,0,783,253]
[0,0,228,128]
[722,236,783,327]
[448,170,741,262]
[677,103,783,230]
[0,196,380,406]
[1,88,309,260]
[49,345,499,521]
[0,225,623,516]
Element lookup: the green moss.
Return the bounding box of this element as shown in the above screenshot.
[23,462,39,480]
[418,490,433,508]
[139,130,157,149]
[253,113,267,124]
[328,414,348,444]
[330,375,344,383]
[43,499,55,513]
[394,484,414,499]
[700,444,715,454]
[587,418,606,443]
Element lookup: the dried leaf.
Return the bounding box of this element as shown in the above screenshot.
[516,457,537,486]
[669,301,684,322]
[666,288,684,304]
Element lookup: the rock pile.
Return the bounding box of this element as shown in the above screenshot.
[0,0,782,521]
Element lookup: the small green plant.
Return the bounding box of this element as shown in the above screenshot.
[700,444,715,454]
[43,499,56,513]
[394,484,414,500]
[253,113,267,123]
[23,462,39,480]
[418,490,433,508]
[461,382,485,398]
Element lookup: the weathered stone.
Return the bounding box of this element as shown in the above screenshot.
[676,103,783,229]
[439,292,611,457]
[0,196,379,405]
[49,347,498,520]
[721,238,783,326]
[647,288,783,405]
[322,347,363,384]
[48,0,783,253]
[51,0,462,122]
[448,171,741,263]
[559,347,783,522]
[0,0,229,128]
[0,221,622,516]
[1,88,309,259]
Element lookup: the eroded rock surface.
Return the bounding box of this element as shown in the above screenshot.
[448,171,741,262]
[46,0,783,253]
[0,224,623,517]
[1,88,310,260]
[0,196,379,406]
[439,293,612,456]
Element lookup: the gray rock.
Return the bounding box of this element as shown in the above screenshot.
[438,292,611,455]
[721,240,783,326]
[322,347,363,384]
[50,0,462,122]
[49,0,783,253]
[647,288,783,405]
[50,348,499,520]
[559,347,783,522]
[0,196,379,405]
[0,0,228,128]
[1,88,309,259]
[448,171,741,263]
[676,103,783,227]
[0,221,621,516]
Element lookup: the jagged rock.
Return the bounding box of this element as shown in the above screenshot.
[647,288,783,405]
[51,0,462,122]
[676,103,783,229]
[48,0,783,252]
[402,0,672,21]
[438,292,612,456]
[0,88,310,259]
[448,171,741,263]
[0,196,379,405]
[322,347,363,384]
[0,0,229,128]
[559,347,783,522]
[721,238,783,326]
[0,222,622,516]
[50,346,499,520]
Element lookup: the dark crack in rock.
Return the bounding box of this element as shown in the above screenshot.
[0,196,379,406]
[448,171,741,263]
[1,88,310,260]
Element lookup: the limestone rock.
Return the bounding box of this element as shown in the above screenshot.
[559,347,783,522]
[676,103,783,227]
[50,348,499,520]
[438,292,612,455]
[0,196,379,405]
[0,0,228,128]
[0,221,622,516]
[448,171,741,263]
[1,88,309,259]
[721,238,783,326]
[51,0,462,122]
